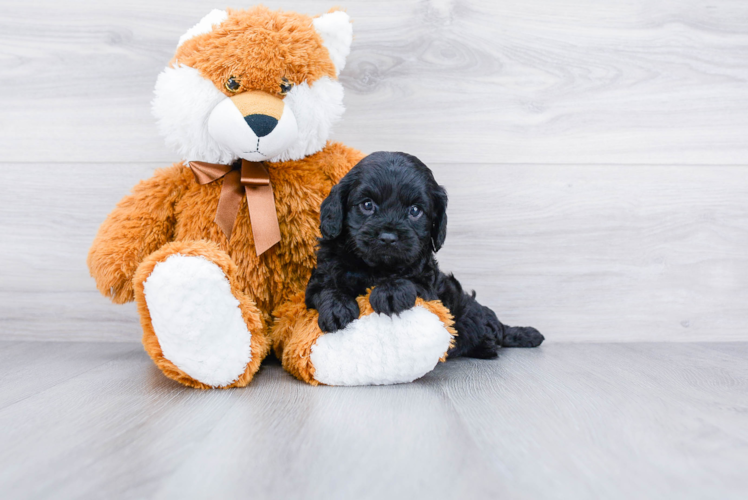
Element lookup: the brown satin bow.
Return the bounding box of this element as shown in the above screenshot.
[188,160,281,256]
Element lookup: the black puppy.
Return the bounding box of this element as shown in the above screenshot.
[305,152,543,358]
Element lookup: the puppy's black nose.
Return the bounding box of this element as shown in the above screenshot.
[379,232,398,245]
[244,114,278,137]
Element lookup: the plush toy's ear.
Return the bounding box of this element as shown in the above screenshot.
[313,11,353,76]
[177,9,228,48]
[320,178,351,240]
[431,185,448,252]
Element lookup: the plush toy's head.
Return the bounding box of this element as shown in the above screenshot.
[152,6,353,164]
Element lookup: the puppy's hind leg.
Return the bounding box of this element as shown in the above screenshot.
[502,325,545,347]
[439,273,544,358]
[482,306,545,348]
[439,274,501,359]
[447,300,501,359]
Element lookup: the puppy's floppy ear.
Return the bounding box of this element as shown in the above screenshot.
[431,185,448,252]
[320,176,354,240]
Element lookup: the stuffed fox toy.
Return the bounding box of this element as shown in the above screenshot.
[88,6,456,388]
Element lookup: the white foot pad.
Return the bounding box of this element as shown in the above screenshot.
[143,254,252,387]
[310,306,452,386]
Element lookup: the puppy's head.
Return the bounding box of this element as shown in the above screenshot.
[320,152,448,268]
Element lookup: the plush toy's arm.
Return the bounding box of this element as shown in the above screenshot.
[87,164,193,304]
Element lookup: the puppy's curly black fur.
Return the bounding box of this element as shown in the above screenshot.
[306,152,543,358]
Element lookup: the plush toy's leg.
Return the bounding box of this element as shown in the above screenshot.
[272,293,456,386]
[133,240,269,389]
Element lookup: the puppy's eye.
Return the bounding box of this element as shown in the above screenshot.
[359,200,377,215]
[279,77,294,96]
[225,76,241,93]
[408,205,423,219]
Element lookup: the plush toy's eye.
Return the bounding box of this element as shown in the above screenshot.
[225,76,241,93]
[408,205,423,219]
[279,77,294,96]
[359,200,377,215]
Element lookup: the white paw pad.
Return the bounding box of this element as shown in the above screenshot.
[143,254,251,387]
[310,306,452,386]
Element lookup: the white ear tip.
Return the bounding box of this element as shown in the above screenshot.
[320,10,351,23]
[313,11,353,75]
[177,9,228,48]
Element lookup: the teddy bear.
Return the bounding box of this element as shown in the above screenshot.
[88,6,456,389]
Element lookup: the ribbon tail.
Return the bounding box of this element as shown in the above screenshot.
[214,169,244,242]
[245,183,281,256]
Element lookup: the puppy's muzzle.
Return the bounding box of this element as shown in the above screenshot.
[379,232,398,245]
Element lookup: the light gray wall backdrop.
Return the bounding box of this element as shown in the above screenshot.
[1,0,747,342]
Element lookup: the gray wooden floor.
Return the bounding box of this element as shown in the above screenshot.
[0,341,746,499]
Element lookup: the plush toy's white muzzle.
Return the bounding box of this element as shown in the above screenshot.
[207,94,299,162]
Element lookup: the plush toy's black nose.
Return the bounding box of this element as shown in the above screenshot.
[379,232,398,245]
[244,114,278,137]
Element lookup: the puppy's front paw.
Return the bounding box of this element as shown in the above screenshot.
[370,279,417,316]
[317,292,360,333]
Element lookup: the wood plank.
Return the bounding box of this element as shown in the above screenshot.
[0,162,154,341]
[0,0,747,164]
[432,163,748,341]
[0,344,243,499]
[0,344,501,499]
[0,341,746,499]
[428,342,748,500]
[2,162,747,342]
[0,341,140,410]
[152,364,503,500]
[0,292,141,342]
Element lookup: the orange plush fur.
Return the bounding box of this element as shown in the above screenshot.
[88,6,364,388]
[89,144,363,388]
[174,7,338,97]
